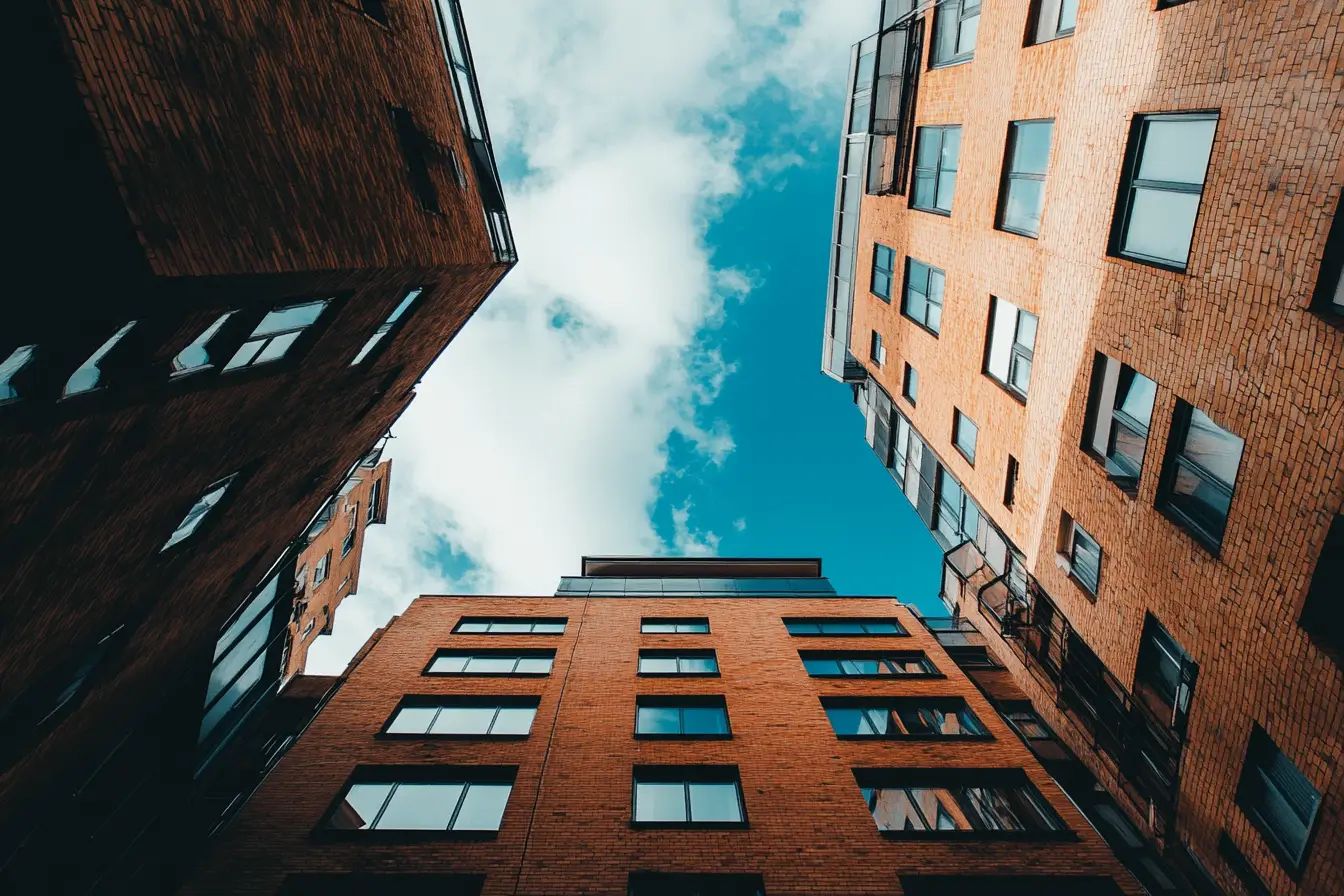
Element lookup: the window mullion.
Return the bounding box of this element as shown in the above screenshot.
[684,782,695,822]
[1175,454,1234,496]
[371,783,398,829]
[446,782,472,831]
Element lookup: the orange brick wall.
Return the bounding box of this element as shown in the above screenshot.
[848,0,1343,892]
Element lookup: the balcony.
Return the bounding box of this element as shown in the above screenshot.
[866,1,924,196]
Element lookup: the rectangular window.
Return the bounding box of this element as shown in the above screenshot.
[367,479,382,522]
[342,524,357,558]
[426,650,555,676]
[224,300,329,371]
[1003,706,1053,741]
[823,698,988,739]
[785,618,906,636]
[302,618,316,640]
[1156,401,1244,552]
[1133,613,1197,733]
[389,105,441,213]
[902,363,918,405]
[944,645,1001,669]
[162,473,238,551]
[326,770,514,833]
[911,127,961,214]
[1028,0,1078,45]
[953,410,977,464]
[352,287,424,365]
[902,258,946,333]
[1236,725,1322,873]
[931,0,980,67]
[635,697,731,737]
[171,311,236,376]
[633,767,745,826]
[801,651,938,678]
[638,650,719,675]
[857,770,1065,835]
[1060,514,1101,595]
[1004,455,1019,509]
[452,618,567,634]
[313,550,332,586]
[869,330,886,367]
[984,297,1038,399]
[1111,113,1218,269]
[384,698,539,737]
[1299,514,1342,662]
[872,244,896,301]
[641,617,710,634]
[997,120,1053,237]
[1311,196,1343,318]
[1082,353,1157,494]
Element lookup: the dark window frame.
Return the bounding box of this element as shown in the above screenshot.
[995,120,1054,238]
[901,256,946,335]
[982,296,1037,402]
[902,362,918,405]
[423,649,556,677]
[821,696,992,741]
[1310,195,1344,324]
[784,617,908,637]
[317,765,518,840]
[872,243,897,301]
[910,126,961,215]
[452,617,568,635]
[631,765,748,829]
[1004,455,1019,509]
[637,649,720,677]
[1154,400,1243,555]
[930,0,981,68]
[378,695,541,740]
[853,768,1072,840]
[800,650,942,679]
[634,696,732,740]
[640,617,711,634]
[1024,0,1078,45]
[952,409,977,465]
[1081,352,1157,496]
[1235,725,1322,876]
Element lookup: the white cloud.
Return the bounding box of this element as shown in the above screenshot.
[733,518,748,532]
[306,0,874,673]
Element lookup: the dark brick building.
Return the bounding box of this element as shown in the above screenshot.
[822,1,1343,894]
[1,1,513,890]
[180,557,1144,896]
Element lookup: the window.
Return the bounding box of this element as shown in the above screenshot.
[1028,0,1078,45]
[1082,353,1157,493]
[1004,707,1053,741]
[171,312,235,376]
[1133,613,1197,733]
[384,698,539,737]
[367,479,383,522]
[823,698,988,739]
[1311,196,1343,318]
[224,300,329,371]
[996,121,1053,237]
[858,770,1065,835]
[162,473,238,551]
[953,410,977,464]
[342,524,357,558]
[313,550,331,586]
[352,287,423,365]
[903,258,946,333]
[635,697,730,737]
[452,618,566,634]
[944,645,1001,669]
[632,767,745,826]
[801,651,937,677]
[1299,514,1342,661]
[912,127,961,214]
[1236,725,1321,872]
[785,618,906,636]
[327,771,514,833]
[358,0,389,25]
[872,244,896,301]
[638,650,719,675]
[0,344,37,405]
[389,105,442,213]
[1060,514,1101,595]
[627,873,764,896]
[1156,401,1243,551]
[64,321,137,397]
[1218,832,1273,896]
[641,618,710,634]
[1111,113,1217,268]
[984,297,1038,399]
[302,618,316,640]
[869,330,886,366]
[426,650,555,675]
[1004,456,1019,509]
[902,363,918,405]
[931,0,980,67]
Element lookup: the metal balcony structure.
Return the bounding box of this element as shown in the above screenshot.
[867,0,925,196]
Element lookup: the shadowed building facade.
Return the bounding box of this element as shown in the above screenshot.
[821,1,1342,894]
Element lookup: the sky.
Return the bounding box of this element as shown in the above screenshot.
[307,0,945,674]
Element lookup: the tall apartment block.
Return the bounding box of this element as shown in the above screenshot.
[1,1,513,891]
[821,1,1343,894]
[180,556,1146,896]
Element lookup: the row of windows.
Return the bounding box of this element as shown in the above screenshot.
[445,616,910,637]
[422,648,943,679]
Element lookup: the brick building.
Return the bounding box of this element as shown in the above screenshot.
[181,556,1145,896]
[821,1,1343,894]
[1,1,513,891]
[287,453,393,678]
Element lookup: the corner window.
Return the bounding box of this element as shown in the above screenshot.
[872,244,896,301]
[162,473,238,551]
[869,330,886,367]
[785,618,906,636]
[641,618,710,634]
[638,650,719,675]
[172,312,236,376]
[327,771,514,832]
[1082,353,1157,494]
[931,0,980,67]
[856,770,1065,835]
[426,650,555,676]
[1059,513,1101,595]
[1236,725,1321,873]
[1,345,38,405]
[997,121,1053,237]
[384,698,539,737]
[953,410,977,464]
[801,651,937,677]
[1133,613,1198,733]
[352,287,424,365]
[1028,0,1078,45]
[1111,113,1218,269]
[224,300,329,371]
[453,617,566,634]
[912,126,960,214]
[823,698,988,739]
[633,767,745,826]
[902,363,918,405]
[903,258,946,334]
[984,297,1037,399]
[1156,401,1243,552]
[635,697,731,737]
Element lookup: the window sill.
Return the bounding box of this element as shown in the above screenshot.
[630,821,748,831]
[984,373,1028,406]
[808,673,946,681]
[995,223,1041,240]
[899,313,941,339]
[878,828,1077,841]
[1080,448,1140,498]
[1107,248,1191,275]
[637,672,721,678]
[909,205,953,218]
[1025,29,1075,47]
[929,56,974,71]
[634,733,733,741]
[1154,501,1224,558]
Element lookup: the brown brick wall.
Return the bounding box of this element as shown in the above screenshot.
[849,1,1343,892]
[184,595,1142,895]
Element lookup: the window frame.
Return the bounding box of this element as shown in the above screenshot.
[930,0,981,68]
[351,286,426,367]
[869,330,886,367]
[319,766,517,839]
[910,126,961,215]
[637,649,720,677]
[952,410,977,465]
[902,362,918,406]
[854,768,1071,840]
[901,257,946,335]
[1310,194,1344,324]
[800,650,941,679]
[1066,518,1102,596]
[313,550,332,586]
[871,243,897,302]
[784,618,908,637]
[640,617,711,634]
[982,297,1037,401]
[1081,352,1157,496]
[1235,725,1322,876]
[1003,455,1019,509]
[634,696,732,740]
[423,650,556,677]
[223,299,332,373]
[379,696,540,740]
[160,472,241,554]
[822,697,991,741]
[1154,400,1244,555]
[1025,0,1078,46]
[631,766,747,829]
[995,120,1054,238]
[451,617,568,635]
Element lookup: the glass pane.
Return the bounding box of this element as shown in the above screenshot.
[917,130,941,167]
[897,707,935,734]
[1003,178,1044,234]
[430,706,496,735]
[429,654,469,673]
[330,782,392,830]
[532,622,566,634]
[679,656,718,673]
[987,301,1017,381]
[955,13,979,55]
[1183,407,1244,486]
[1167,461,1232,540]
[850,97,870,134]
[254,301,327,336]
[491,707,537,735]
[643,623,677,633]
[940,128,961,171]
[1011,122,1053,175]
[862,622,901,634]
[1058,0,1078,30]
[514,657,553,673]
[378,783,461,829]
[871,787,927,831]
[1016,310,1038,350]
[215,572,279,661]
[223,339,264,371]
[1072,531,1102,591]
[1138,118,1217,185]
[677,622,709,633]
[387,706,438,734]
[689,783,742,822]
[1123,187,1200,264]
[1116,369,1156,427]
[821,621,866,635]
[456,621,490,633]
[637,706,682,734]
[206,615,271,706]
[1109,420,1147,479]
[855,47,876,91]
[0,344,37,401]
[453,783,511,831]
[490,622,532,633]
[841,659,882,675]
[464,656,515,673]
[935,170,957,211]
[826,707,873,736]
[913,173,936,208]
[804,658,841,676]
[639,657,679,673]
[198,651,266,743]
[683,707,729,735]
[927,269,945,305]
[635,783,688,822]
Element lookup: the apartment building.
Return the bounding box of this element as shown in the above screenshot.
[821,1,1343,894]
[1,1,512,891]
[181,556,1143,895]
